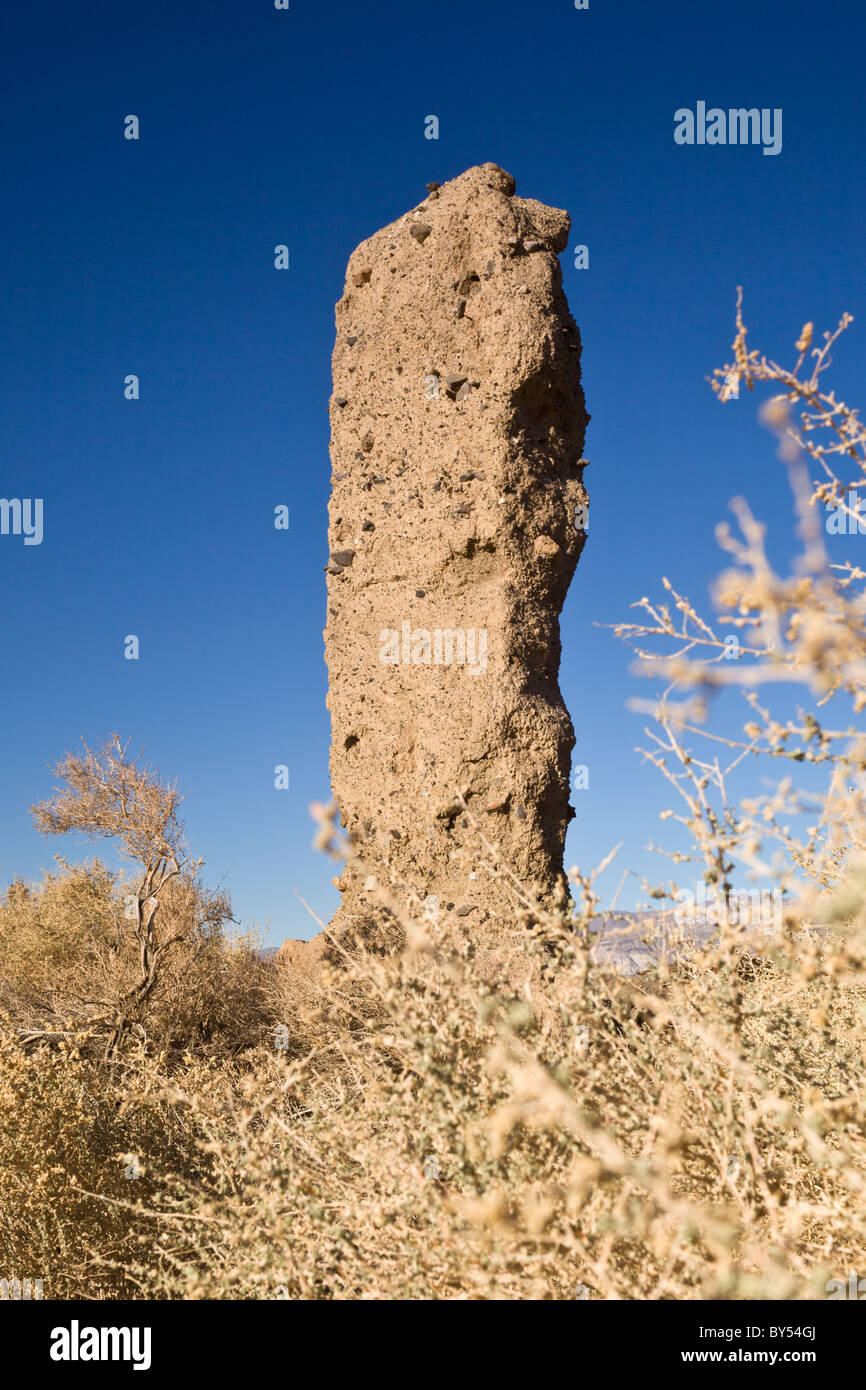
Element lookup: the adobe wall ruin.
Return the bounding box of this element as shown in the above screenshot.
[322,162,589,941]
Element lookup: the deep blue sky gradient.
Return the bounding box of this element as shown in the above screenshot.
[2,0,864,941]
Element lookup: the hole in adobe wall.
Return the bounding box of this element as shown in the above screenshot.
[464,537,497,559]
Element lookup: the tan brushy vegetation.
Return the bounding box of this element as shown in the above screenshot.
[2,737,276,1062]
[1,300,866,1300]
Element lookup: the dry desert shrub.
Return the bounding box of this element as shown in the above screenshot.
[1,739,277,1061]
[0,1033,209,1298]
[66,864,862,1301]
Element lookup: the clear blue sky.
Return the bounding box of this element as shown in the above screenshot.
[2,0,864,943]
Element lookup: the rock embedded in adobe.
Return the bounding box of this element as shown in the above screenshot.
[314,163,590,957]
